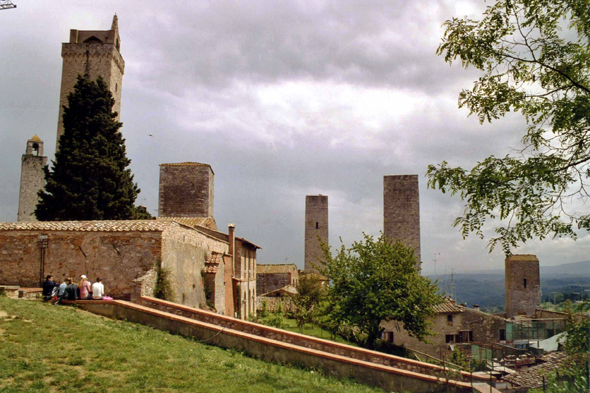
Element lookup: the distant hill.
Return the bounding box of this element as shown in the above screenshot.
[426,260,590,310]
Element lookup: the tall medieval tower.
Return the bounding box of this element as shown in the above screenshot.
[158,163,215,218]
[383,175,421,270]
[56,15,124,150]
[304,195,328,273]
[505,254,541,318]
[17,136,47,222]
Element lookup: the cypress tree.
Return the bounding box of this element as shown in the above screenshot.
[36,75,149,220]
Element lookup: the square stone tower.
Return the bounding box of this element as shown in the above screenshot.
[18,136,47,222]
[505,254,541,318]
[304,195,328,273]
[383,175,421,269]
[56,15,124,150]
[158,163,214,218]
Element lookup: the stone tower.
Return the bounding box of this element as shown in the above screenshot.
[383,175,421,269]
[158,163,214,218]
[304,195,328,273]
[505,254,541,318]
[56,15,124,150]
[17,136,47,222]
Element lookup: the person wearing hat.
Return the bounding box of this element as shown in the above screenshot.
[78,275,92,300]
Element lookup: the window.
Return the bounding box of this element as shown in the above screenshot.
[382,331,394,343]
[445,334,455,343]
[524,278,527,288]
[500,329,506,341]
[447,314,453,325]
[316,222,319,229]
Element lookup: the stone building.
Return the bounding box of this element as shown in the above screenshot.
[505,254,541,318]
[304,195,328,273]
[56,15,124,150]
[158,163,214,219]
[383,175,421,269]
[381,299,507,358]
[17,136,47,222]
[256,263,299,295]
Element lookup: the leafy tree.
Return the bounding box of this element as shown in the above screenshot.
[291,274,327,328]
[560,300,590,357]
[36,75,149,221]
[427,0,590,253]
[320,233,443,349]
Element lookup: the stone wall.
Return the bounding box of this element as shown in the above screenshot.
[505,255,541,318]
[57,18,124,149]
[0,230,160,299]
[158,163,214,218]
[304,195,328,273]
[160,224,228,309]
[17,151,47,222]
[257,272,291,295]
[383,175,421,267]
[76,299,484,393]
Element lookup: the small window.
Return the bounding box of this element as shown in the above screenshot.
[445,334,454,343]
[524,278,527,288]
[382,331,394,343]
[500,329,506,341]
[447,314,453,325]
[316,222,319,229]
[115,83,118,92]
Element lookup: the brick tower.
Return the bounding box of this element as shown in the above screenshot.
[383,175,421,269]
[505,254,541,318]
[158,163,214,218]
[17,136,47,222]
[56,15,124,150]
[304,195,328,273]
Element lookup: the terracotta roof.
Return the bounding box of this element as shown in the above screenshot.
[157,217,217,231]
[0,220,173,232]
[503,352,568,388]
[506,254,538,261]
[30,135,42,142]
[257,264,298,274]
[433,300,464,314]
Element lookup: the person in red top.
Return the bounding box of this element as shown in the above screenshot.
[78,275,92,300]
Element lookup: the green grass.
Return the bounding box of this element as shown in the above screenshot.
[281,317,356,346]
[0,297,384,393]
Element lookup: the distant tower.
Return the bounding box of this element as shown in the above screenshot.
[383,175,421,269]
[56,15,124,150]
[17,136,47,222]
[505,254,541,318]
[304,195,328,273]
[158,163,214,218]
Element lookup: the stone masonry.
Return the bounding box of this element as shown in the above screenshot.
[256,263,299,295]
[56,15,124,150]
[505,254,541,318]
[304,195,328,273]
[17,136,47,222]
[158,163,214,218]
[383,175,421,268]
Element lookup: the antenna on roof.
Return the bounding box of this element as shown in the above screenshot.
[0,0,17,10]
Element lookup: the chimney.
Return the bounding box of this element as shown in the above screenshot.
[228,224,235,257]
[473,304,480,311]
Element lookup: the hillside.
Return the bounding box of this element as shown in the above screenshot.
[0,297,382,393]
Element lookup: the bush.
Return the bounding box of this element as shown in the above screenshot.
[154,259,175,301]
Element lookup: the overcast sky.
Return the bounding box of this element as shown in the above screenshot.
[1,0,588,274]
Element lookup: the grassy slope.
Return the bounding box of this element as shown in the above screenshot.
[0,298,383,393]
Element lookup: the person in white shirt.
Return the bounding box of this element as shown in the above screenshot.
[92,278,105,300]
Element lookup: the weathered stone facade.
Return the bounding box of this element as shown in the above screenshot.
[505,254,541,318]
[17,136,47,222]
[383,175,421,268]
[56,15,124,150]
[381,300,506,358]
[158,163,214,218]
[304,195,328,273]
[256,263,299,295]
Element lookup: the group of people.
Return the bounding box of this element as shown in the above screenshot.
[42,275,106,304]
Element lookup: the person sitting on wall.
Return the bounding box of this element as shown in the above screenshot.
[92,278,104,300]
[65,278,78,301]
[42,275,58,301]
[78,275,92,300]
[54,278,68,305]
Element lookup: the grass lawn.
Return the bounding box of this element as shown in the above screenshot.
[281,317,355,346]
[0,297,384,393]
